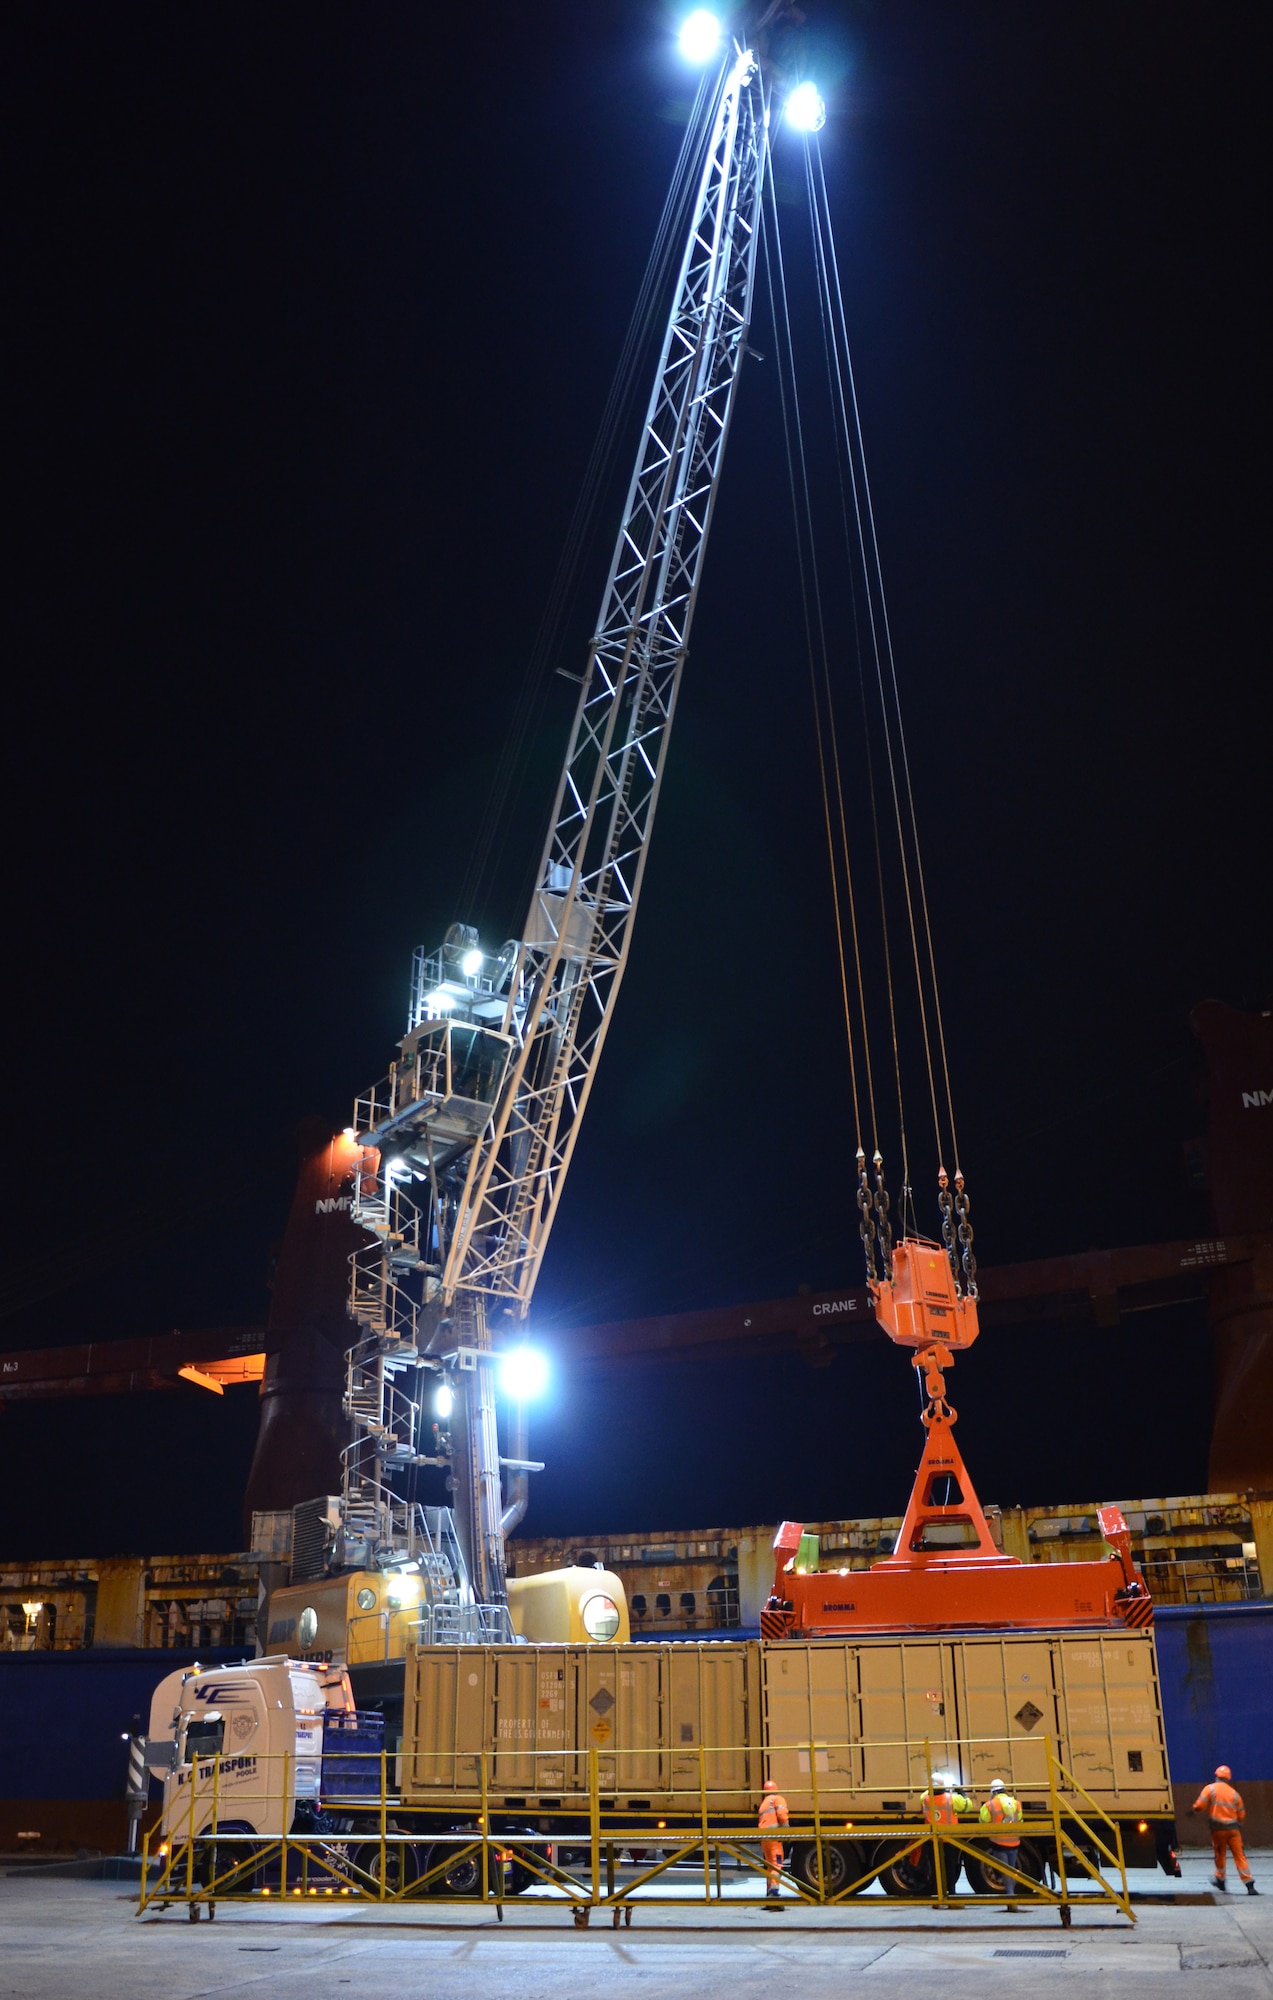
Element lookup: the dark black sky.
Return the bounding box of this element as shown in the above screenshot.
[3,3,1268,1556]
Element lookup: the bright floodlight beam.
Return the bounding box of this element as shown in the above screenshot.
[679,9,722,63]
[434,1382,454,1420]
[498,1346,550,1401]
[459,947,483,977]
[785,81,826,132]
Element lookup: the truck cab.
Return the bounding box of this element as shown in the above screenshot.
[148,1656,354,1843]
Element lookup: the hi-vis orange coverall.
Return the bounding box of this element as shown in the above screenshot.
[758,1788,789,1892]
[1193,1780,1252,1884]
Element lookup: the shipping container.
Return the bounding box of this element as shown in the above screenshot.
[399,1632,1172,1866]
[403,1641,758,1810]
[762,1632,1171,1818]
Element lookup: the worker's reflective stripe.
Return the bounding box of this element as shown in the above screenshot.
[758,1795,789,1829]
[979,1794,1022,1845]
[1194,1782,1243,1825]
[922,1791,964,1827]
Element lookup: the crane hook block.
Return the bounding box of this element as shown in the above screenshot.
[870,1237,980,1352]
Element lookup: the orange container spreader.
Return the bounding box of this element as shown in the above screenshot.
[763,1238,1152,1638]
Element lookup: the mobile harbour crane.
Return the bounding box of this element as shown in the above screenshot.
[271,3,1159,1667]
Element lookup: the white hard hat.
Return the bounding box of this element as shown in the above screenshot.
[989,1779,1005,1793]
[931,1772,951,1790]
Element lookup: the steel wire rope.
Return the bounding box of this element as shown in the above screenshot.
[803,146,942,1176]
[798,145,914,1232]
[798,139,918,1192]
[811,142,963,1182]
[759,171,866,1156]
[456,71,718,931]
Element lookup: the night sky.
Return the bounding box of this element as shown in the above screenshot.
[3,3,1268,1558]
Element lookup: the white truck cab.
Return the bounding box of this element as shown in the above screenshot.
[148,1655,354,1842]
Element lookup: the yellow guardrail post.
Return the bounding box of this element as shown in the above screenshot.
[809,1739,824,1902]
[188,1755,198,1907]
[379,1743,389,1902]
[922,1737,940,1905]
[698,1745,711,1901]
[589,1747,600,1911]
[1046,1738,1070,1921]
[480,1750,490,1906]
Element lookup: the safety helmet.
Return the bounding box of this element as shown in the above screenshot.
[1215,1765,1232,1781]
[989,1779,1005,1793]
[763,1778,778,1791]
[931,1772,951,1790]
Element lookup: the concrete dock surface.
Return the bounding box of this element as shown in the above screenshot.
[2,1850,1270,1998]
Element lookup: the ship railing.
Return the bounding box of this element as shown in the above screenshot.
[1140,1555,1262,1604]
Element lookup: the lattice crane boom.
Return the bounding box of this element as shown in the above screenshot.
[344,39,774,1606]
[447,45,768,1312]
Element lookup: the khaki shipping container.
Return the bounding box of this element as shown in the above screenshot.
[762,1630,1171,1819]
[403,1642,758,1810]
[401,1630,1172,1828]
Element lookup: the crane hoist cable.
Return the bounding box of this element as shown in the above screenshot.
[763,166,910,1282]
[762,125,977,1297]
[808,144,964,1191]
[760,177,873,1184]
[806,140,977,1296]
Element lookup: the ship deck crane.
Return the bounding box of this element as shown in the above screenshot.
[339,15,789,1619]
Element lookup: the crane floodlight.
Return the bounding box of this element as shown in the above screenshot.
[459,947,484,977]
[434,1382,454,1420]
[498,1346,550,1401]
[785,81,826,132]
[679,9,722,62]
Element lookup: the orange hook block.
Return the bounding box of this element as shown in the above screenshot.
[870,1238,980,1352]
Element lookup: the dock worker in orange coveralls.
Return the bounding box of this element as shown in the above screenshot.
[1192,1766,1258,1894]
[759,1777,789,1906]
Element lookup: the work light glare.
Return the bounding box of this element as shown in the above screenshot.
[425,986,455,1011]
[434,1382,454,1420]
[679,10,721,62]
[785,82,826,132]
[460,947,483,977]
[498,1346,549,1401]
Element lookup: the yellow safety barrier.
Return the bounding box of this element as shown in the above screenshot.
[138,1733,1135,1927]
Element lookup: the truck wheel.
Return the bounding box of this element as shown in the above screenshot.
[350,1840,423,1897]
[195,1827,261,1894]
[790,1840,871,1897]
[966,1845,1041,1898]
[429,1844,483,1897]
[874,1839,937,1897]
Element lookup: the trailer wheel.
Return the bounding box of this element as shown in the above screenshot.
[873,1839,939,1897]
[965,1844,1042,1898]
[790,1840,871,1897]
[350,1839,423,1897]
[428,1842,483,1897]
